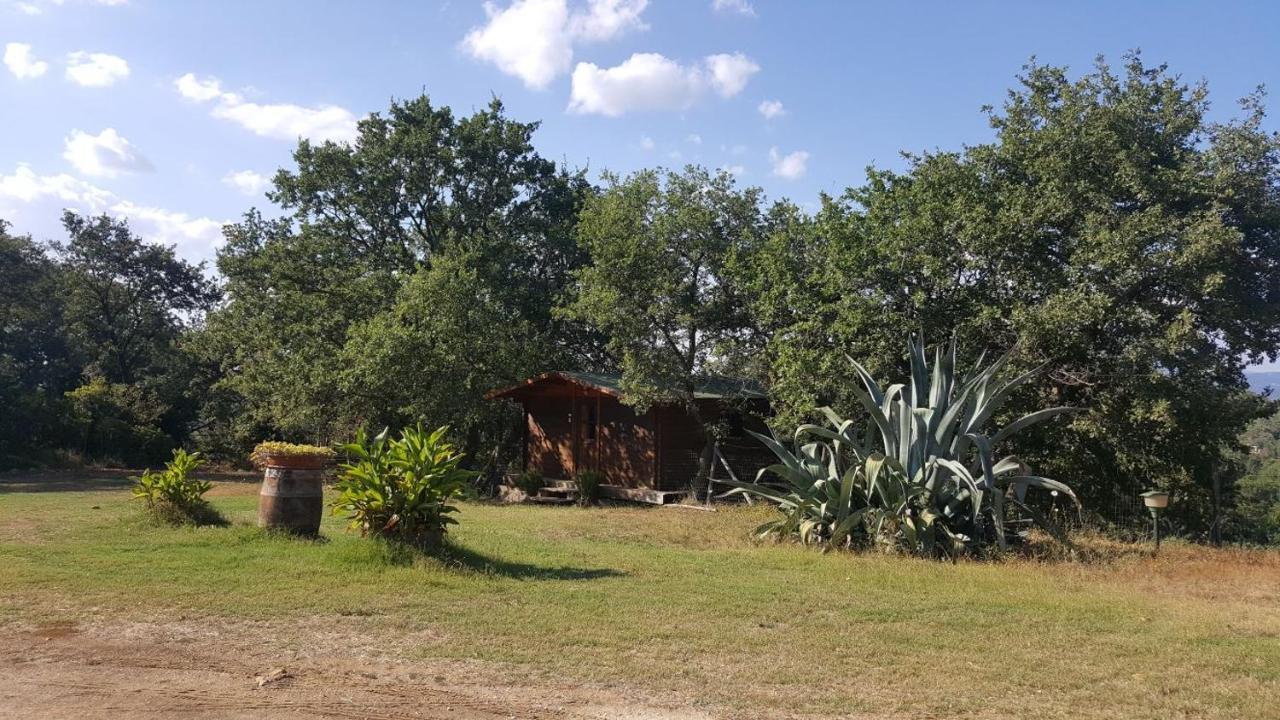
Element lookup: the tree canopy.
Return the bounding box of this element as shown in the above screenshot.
[736,56,1280,527]
[3,59,1279,537]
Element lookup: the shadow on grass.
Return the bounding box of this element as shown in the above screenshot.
[143,501,231,528]
[254,526,331,544]
[0,475,135,493]
[0,470,258,493]
[377,539,627,581]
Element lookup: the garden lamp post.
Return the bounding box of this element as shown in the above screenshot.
[1140,491,1170,551]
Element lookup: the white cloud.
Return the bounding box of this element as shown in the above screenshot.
[769,146,809,180]
[462,0,648,89]
[175,72,225,102]
[0,163,227,258]
[10,0,127,14]
[65,51,129,87]
[711,0,754,16]
[568,51,759,116]
[686,133,702,145]
[758,99,786,119]
[4,43,48,79]
[0,164,115,209]
[175,72,359,143]
[212,101,357,143]
[62,128,153,178]
[568,0,648,41]
[109,200,227,253]
[222,169,270,196]
[704,53,759,97]
[667,150,682,161]
[639,135,655,151]
[721,164,745,176]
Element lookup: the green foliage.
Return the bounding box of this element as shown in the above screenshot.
[564,166,765,488]
[737,55,1280,533]
[332,425,479,548]
[514,468,544,496]
[729,336,1079,557]
[204,95,596,477]
[565,166,762,410]
[0,222,76,467]
[55,212,219,384]
[66,377,174,466]
[1230,460,1280,544]
[574,470,605,506]
[131,448,218,525]
[249,441,336,467]
[0,213,218,467]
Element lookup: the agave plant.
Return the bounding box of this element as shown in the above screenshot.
[730,336,1081,557]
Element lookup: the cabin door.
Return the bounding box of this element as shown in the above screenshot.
[574,397,599,477]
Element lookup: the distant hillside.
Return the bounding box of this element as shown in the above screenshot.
[1247,372,1280,396]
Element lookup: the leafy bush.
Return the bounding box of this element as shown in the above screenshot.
[1231,467,1280,544]
[729,336,1080,558]
[250,441,336,467]
[131,448,220,525]
[575,470,605,506]
[514,468,544,496]
[68,378,174,466]
[332,425,477,549]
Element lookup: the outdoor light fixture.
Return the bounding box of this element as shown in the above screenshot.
[1140,490,1170,550]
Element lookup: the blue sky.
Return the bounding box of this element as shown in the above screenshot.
[3,1,1279,269]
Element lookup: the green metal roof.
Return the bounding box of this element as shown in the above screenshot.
[558,371,766,400]
[486,371,766,401]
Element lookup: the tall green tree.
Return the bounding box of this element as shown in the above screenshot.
[0,221,75,463]
[205,95,593,462]
[741,56,1280,532]
[565,166,765,484]
[55,212,219,385]
[52,212,220,463]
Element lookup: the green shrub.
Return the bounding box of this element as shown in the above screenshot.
[729,335,1080,558]
[575,470,605,506]
[131,448,220,525]
[332,425,477,549]
[1232,468,1280,544]
[514,468,544,496]
[249,441,336,467]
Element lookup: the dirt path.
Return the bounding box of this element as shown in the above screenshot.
[0,616,712,720]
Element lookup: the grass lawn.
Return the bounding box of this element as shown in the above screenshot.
[2,477,1279,719]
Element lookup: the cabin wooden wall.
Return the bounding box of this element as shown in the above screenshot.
[519,383,770,492]
[597,399,655,487]
[525,396,573,479]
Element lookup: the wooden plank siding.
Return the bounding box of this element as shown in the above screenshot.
[490,373,771,493]
[526,395,573,480]
[598,396,655,488]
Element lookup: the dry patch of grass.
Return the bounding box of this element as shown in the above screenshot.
[0,477,1277,719]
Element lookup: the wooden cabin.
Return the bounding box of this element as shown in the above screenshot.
[485,372,773,502]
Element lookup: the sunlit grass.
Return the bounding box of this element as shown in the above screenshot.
[1,479,1277,719]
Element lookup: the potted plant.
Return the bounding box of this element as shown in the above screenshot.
[251,441,337,536]
[250,441,336,470]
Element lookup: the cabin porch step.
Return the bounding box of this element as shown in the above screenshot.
[536,486,578,498]
[527,494,575,505]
